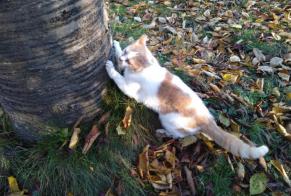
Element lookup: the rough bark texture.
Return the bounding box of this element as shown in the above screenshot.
[0,0,111,142]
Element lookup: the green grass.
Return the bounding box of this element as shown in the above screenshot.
[233,30,288,56]
[0,83,158,195]
[197,156,235,196]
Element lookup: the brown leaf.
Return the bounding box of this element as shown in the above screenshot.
[82,125,101,154]
[122,106,133,129]
[138,145,150,179]
[184,166,196,195]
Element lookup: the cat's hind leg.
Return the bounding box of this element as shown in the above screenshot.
[106,60,140,100]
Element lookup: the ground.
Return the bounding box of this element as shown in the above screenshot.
[1,0,290,195]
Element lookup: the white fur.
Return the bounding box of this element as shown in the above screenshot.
[106,40,269,159]
[106,41,212,138]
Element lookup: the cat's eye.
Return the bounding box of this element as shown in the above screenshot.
[125,59,130,64]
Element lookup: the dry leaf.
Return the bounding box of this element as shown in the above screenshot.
[237,162,245,180]
[229,55,241,63]
[184,166,196,195]
[69,127,81,150]
[270,160,291,187]
[8,176,20,192]
[82,125,101,154]
[222,73,239,84]
[138,145,150,179]
[122,106,133,129]
[253,48,266,62]
[179,135,197,148]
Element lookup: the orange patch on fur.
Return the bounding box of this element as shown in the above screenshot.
[158,72,193,115]
[158,72,209,127]
[126,37,151,72]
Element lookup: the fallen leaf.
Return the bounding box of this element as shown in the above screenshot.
[184,166,196,195]
[8,176,20,192]
[105,188,114,196]
[277,71,290,82]
[249,173,268,195]
[219,113,230,127]
[179,135,197,148]
[122,106,133,129]
[229,55,241,63]
[222,73,239,84]
[67,192,73,196]
[138,145,150,179]
[253,48,266,62]
[116,124,126,135]
[230,120,240,133]
[270,57,283,67]
[82,124,101,154]
[271,160,291,187]
[237,162,245,181]
[69,127,81,150]
[257,66,274,73]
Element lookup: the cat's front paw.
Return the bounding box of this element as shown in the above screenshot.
[113,40,121,49]
[113,40,122,55]
[106,60,117,78]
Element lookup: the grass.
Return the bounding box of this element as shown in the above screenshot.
[197,156,235,196]
[0,83,158,195]
[233,30,288,56]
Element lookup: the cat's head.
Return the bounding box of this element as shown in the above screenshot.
[118,35,156,72]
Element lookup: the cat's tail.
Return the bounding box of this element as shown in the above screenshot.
[202,120,269,159]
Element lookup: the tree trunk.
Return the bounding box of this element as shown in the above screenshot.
[0,0,111,142]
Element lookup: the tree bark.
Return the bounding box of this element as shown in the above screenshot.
[0,0,111,142]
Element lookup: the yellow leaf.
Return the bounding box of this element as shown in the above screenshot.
[231,24,242,29]
[222,73,239,84]
[287,92,291,101]
[230,120,240,133]
[68,128,81,149]
[122,106,133,129]
[271,160,291,187]
[192,58,206,64]
[67,192,74,196]
[8,176,20,192]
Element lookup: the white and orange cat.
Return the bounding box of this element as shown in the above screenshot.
[106,35,269,159]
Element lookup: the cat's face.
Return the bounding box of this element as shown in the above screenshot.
[118,35,153,72]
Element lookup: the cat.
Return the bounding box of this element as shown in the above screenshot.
[105,35,269,159]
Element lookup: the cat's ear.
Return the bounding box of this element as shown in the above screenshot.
[137,34,148,46]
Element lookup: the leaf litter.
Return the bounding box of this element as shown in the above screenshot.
[109,0,290,195]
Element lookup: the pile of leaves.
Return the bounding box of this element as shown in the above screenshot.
[108,0,290,195]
